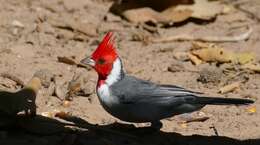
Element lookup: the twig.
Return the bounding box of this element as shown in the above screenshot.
[55,114,138,140]
[184,116,210,123]
[57,56,77,65]
[232,1,260,22]
[151,27,252,43]
[57,56,91,69]
[0,73,24,87]
[210,125,219,136]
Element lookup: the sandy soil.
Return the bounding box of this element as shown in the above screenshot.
[0,0,260,145]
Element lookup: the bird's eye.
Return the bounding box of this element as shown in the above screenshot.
[97,58,105,65]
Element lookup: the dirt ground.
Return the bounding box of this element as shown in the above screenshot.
[0,0,260,145]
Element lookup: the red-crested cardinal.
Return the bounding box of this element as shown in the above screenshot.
[80,32,254,129]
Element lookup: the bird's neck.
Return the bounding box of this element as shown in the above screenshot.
[98,57,125,87]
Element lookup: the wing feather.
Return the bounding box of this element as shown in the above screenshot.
[110,76,199,105]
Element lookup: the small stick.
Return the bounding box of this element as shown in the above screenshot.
[55,114,138,140]
[184,116,210,123]
[151,27,252,43]
[210,125,219,136]
[0,73,24,87]
[233,2,260,22]
[57,56,77,65]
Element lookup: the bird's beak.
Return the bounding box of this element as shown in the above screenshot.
[80,57,95,67]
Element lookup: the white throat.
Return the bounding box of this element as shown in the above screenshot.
[105,58,124,86]
[97,58,124,106]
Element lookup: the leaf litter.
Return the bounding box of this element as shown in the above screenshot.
[189,42,256,65]
[111,0,228,25]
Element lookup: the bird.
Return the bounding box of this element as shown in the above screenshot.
[80,32,254,129]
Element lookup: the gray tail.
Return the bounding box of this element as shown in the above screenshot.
[195,97,254,105]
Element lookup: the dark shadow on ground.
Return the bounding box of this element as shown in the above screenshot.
[0,115,259,145]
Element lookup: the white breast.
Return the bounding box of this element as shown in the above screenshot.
[97,84,116,106]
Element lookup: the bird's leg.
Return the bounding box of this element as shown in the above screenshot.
[151,121,162,130]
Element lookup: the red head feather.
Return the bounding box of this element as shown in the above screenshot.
[91,32,118,79]
[91,32,117,62]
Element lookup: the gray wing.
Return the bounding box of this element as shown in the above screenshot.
[110,76,201,105]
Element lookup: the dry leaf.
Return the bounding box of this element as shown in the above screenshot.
[188,53,203,65]
[190,43,255,64]
[191,48,234,63]
[123,7,164,24]
[192,42,216,50]
[175,0,224,20]
[219,82,240,94]
[247,106,256,113]
[235,52,255,64]
[242,63,260,73]
[111,0,226,25]
[161,8,193,23]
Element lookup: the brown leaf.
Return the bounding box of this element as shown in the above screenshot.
[188,53,203,65]
[191,45,255,64]
[235,52,255,64]
[123,7,163,24]
[219,82,240,94]
[175,0,224,20]
[242,63,260,73]
[112,0,226,25]
[161,8,192,23]
[247,106,256,114]
[191,48,234,63]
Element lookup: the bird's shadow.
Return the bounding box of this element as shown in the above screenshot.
[0,93,258,145]
[65,116,260,145]
[3,114,257,145]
